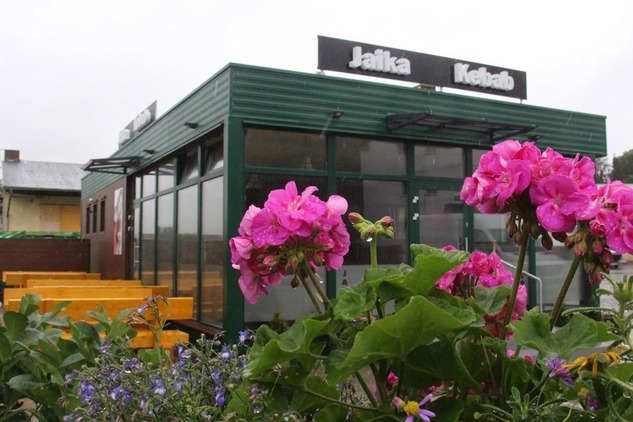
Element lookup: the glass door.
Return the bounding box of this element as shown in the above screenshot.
[413,182,466,251]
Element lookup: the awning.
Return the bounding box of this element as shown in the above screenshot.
[82,156,140,174]
[387,112,538,142]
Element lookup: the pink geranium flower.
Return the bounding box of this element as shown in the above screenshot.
[435,249,526,338]
[604,188,633,253]
[530,174,585,233]
[230,181,350,304]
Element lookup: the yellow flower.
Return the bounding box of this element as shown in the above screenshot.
[563,349,622,378]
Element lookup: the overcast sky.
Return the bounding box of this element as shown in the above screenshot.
[2,0,632,165]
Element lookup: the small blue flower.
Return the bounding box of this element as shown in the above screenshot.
[136,304,150,314]
[79,379,95,404]
[220,345,233,360]
[151,377,167,396]
[211,369,223,383]
[238,330,251,344]
[123,357,141,371]
[545,355,574,386]
[215,388,226,407]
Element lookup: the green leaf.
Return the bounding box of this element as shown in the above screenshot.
[0,332,12,363]
[70,320,101,343]
[7,374,46,393]
[313,403,351,421]
[428,396,464,422]
[509,309,618,359]
[244,317,330,380]
[18,294,43,315]
[604,362,633,383]
[405,340,481,392]
[333,282,377,320]
[361,246,469,305]
[2,311,28,341]
[49,300,72,314]
[402,246,470,295]
[472,285,511,316]
[291,374,340,415]
[334,295,474,381]
[61,351,88,369]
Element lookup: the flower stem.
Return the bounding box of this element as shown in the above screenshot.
[500,228,529,340]
[369,238,378,269]
[305,263,331,309]
[549,256,581,330]
[300,276,324,315]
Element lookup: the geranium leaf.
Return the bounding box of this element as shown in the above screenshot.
[333,282,377,320]
[604,362,633,383]
[244,317,330,380]
[2,311,28,341]
[509,309,617,359]
[472,285,512,315]
[403,245,470,295]
[333,295,474,381]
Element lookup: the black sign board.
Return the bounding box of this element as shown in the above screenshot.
[318,36,527,100]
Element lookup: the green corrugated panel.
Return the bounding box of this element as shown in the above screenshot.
[228,64,606,157]
[83,63,607,198]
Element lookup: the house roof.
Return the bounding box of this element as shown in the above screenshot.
[1,160,86,192]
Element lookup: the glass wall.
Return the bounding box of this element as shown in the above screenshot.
[177,185,198,309]
[157,194,174,289]
[336,136,406,175]
[133,129,225,326]
[141,199,155,284]
[414,145,464,178]
[201,177,224,324]
[336,179,408,290]
[132,124,588,329]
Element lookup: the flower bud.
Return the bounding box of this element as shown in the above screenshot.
[541,233,553,251]
[392,396,405,409]
[530,222,542,239]
[361,225,376,241]
[564,236,575,249]
[513,231,523,246]
[574,241,587,257]
[601,249,613,266]
[379,216,393,228]
[348,212,365,225]
[290,276,300,288]
[506,219,518,237]
[552,231,568,243]
[286,254,300,272]
[592,239,604,255]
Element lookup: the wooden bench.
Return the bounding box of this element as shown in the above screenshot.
[2,286,171,309]
[3,271,101,287]
[25,279,143,288]
[4,288,193,350]
[31,297,193,322]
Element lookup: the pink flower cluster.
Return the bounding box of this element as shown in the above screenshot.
[461,140,633,255]
[229,181,350,304]
[436,248,527,338]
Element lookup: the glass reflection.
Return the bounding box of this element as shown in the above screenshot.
[177,185,199,316]
[202,177,224,324]
[336,137,406,175]
[141,199,155,284]
[415,145,464,178]
[156,194,173,291]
